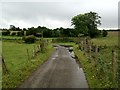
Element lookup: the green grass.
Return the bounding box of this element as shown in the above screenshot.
[2,35,119,88]
[2,41,54,88]
[74,35,119,88]
[91,35,119,88]
[91,36,118,46]
[2,36,22,39]
[2,36,55,41]
[74,45,118,88]
[56,42,75,46]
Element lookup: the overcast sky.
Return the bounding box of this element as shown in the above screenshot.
[0,0,119,29]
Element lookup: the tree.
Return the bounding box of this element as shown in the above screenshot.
[23,28,27,31]
[16,27,22,31]
[71,11,101,38]
[9,25,16,31]
[17,31,24,36]
[102,30,108,37]
[2,29,10,36]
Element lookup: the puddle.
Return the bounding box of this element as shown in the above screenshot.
[53,44,82,68]
[53,44,59,49]
[52,57,56,60]
[63,46,82,68]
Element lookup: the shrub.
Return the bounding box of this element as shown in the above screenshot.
[11,32,16,36]
[102,30,108,37]
[17,31,24,36]
[22,35,36,44]
[17,32,21,36]
[2,30,10,36]
[52,37,74,43]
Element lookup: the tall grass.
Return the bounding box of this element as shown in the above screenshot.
[2,41,54,88]
[74,35,119,88]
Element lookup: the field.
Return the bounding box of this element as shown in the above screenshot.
[107,31,118,37]
[2,40,54,88]
[74,32,119,88]
[1,31,119,88]
[2,36,22,40]
[91,31,118,46]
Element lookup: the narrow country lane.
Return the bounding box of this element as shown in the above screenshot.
[20,45,88,88]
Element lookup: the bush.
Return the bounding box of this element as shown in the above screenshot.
[102,30,108,37]
[89,29,102,38]
[17,32,21,36]
[11,32,16,36]
[40,40,46,52]
[2,30,10,36]
[17,31,24,36]
[52,37,74,43]
[22,35,36,44]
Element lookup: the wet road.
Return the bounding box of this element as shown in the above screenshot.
[20,46,88,88]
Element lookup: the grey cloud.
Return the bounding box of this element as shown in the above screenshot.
[2,2,73,22]
[1,0,119,29]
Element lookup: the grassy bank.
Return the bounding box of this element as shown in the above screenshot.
[74,35,119,88]
[2,41,54,88]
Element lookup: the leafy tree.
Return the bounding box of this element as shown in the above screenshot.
[9,25,16,31]
[26,27,36,36]
[71,11,101,38]
[23,28,27,31]
[52,29,61,37]
[16,27,22,31]
[2,29,10,36]
[17,31,24,36]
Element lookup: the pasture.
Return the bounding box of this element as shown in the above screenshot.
[74,33,119,88]
[2,40,54,88]
[1,30,119,88]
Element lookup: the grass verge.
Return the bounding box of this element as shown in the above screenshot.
[2,41,55,88]
[74,35,119,88]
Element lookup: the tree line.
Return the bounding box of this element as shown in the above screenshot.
[2,11,108,38]
[2,26,77,37]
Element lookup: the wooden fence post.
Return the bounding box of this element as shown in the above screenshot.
[94,45,99,66]
[95,45,98,53]
[37,45,40,52]
[83,39,86,52]
[34,45,36,55]
[32,49,35,58]
[81,41,84,51]
[89,44,92,59]
[2,56,8,74]
[27,49,30,60]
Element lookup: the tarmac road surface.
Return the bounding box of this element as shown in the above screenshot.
[20,45,88,88]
